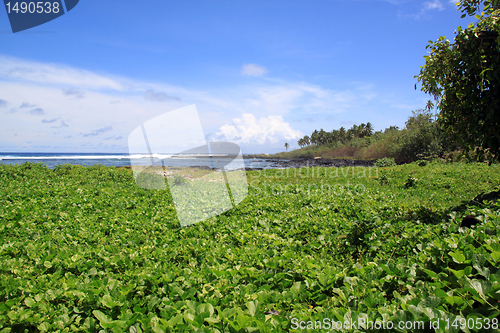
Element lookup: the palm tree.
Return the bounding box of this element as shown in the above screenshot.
[284,142,289,151]
[318,129,327,145]
[358,123,366,138]
[365,122,374,137]
[339,127,346,143]
[310,130,319,145]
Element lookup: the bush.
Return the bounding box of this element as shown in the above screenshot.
[53,164,75,175]
[135,171,166,189]
[404,174,418,188]
[378,174,390,185]
[374,157,397,167]
[391,109,448,163]
[172,174,188,186]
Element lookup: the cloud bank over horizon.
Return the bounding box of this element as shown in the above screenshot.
[215,113,302,145]
[0,55,419,153]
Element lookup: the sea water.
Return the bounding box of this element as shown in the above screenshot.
[0,152,277,169]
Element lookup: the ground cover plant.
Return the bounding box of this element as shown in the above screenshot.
[1,162,500,332]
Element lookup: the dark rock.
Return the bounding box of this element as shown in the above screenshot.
[460,215,481,228]
[188,165,213,170]
[264,309,280,315]
[473,190,500,203]
[256,158,375,169]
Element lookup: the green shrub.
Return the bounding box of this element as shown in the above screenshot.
[53,163,75,175]
[404,174,418,188]
[135,171,166,189]
[378,174,390,185]
[390,109,450,163]
[374,157,397,167]
[172,174,188,186]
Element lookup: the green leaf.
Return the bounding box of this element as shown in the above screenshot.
[445,296,464,306]
[448,268,464,279]
[236,314,251,328]
[93,310,113,327]
[205,316,220,324]
[424,269,438,279]
[24,297,36,308]
[196,303,214,317]
[318,272,328,286]
[168,314,184,327]
[449,251,466,263]
[290,281,303,297]
[246,301,258,317]
[490,251,500,263]
[468,279,491,299]
[184,311,195,323]
[101,295,124,308]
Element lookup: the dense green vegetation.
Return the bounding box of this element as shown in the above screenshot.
[417,0,500,161]
[1,162,500,332]
[277,109,466,163]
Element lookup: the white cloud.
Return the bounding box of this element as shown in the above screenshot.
[144,89,180,102]
[29,108,45,115]
[237,81,366,117]
[0,55,379,152]
[215,113,302,145]
[63,88,85,99]
[0,56,125,91]
[82,126,113,137]
[241,63,268,77]
[424,0,444,11]
[379,0,412,4]
[397,0,446,19]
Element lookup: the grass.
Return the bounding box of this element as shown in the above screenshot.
[1,161,500,332]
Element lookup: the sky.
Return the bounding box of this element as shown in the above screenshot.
[0,0,475,154]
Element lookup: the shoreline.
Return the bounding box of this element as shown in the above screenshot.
[0,154,376,170]
[116,157,375,171]
[242,156,375,170]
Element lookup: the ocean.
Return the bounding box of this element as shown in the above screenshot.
[0,152,278,169]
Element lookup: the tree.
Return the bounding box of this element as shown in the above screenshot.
[391,109,447,163]
[318,129,327,145]
[364,122,374,137]
[284,142,289,151]
[416,0,500,161]
[339,127,346,143]
[310,130,319,145]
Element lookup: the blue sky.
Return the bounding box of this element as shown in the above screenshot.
[0,0,472,153]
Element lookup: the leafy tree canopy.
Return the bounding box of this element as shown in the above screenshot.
[416,0,500,161]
